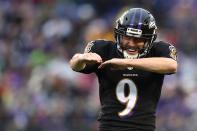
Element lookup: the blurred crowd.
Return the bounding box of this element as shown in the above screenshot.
[0,0,196,131]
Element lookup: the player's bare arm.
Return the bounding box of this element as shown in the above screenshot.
[70,53,102,71]
[99,57,177,74]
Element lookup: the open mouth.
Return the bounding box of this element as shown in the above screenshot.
[126,47,138,55]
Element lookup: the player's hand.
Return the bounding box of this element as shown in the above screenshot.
[98,58,127,70]
[80,53,102,65]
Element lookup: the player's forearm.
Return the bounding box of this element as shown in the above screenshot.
[69,53,86,71]
[125,57,177,74]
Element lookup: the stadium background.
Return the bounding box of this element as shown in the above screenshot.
[0,0,196,131]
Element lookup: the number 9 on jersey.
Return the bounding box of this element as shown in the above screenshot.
[116,79,138,117]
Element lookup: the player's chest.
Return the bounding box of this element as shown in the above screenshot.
[99,68,154,86]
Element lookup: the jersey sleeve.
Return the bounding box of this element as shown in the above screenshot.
[79,41,101,74]
[153,41,177,61]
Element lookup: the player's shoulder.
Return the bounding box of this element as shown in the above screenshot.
[149,41,177,60]
[151,41,176,51]
[84,39,115,53]
[152,41,174,47]
[93,39,115,48]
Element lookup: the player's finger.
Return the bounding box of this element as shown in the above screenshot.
[92,53,102,63]
[98,64,104,69]
[86,53,101,59]
[90,56,102,63]
[84,53,101,63]
[85,59,100,64]
[98,61,110,69]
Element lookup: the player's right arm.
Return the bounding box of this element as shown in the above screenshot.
[69,52,102,72]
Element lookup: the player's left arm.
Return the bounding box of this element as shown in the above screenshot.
[125,57,177,74]
[99,57,177,74]
[99,42,178,74]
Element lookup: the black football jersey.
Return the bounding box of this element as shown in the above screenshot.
[79,40,177,131]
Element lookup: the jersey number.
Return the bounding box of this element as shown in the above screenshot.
[116,79,138,117]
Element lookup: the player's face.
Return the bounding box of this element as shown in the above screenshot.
[121,36,145,55]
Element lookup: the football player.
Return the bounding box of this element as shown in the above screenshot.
[70,8,177,131]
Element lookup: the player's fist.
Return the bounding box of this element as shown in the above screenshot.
[80,53,102,64]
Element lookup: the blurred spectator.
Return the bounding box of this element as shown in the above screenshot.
[0,0,196,131]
